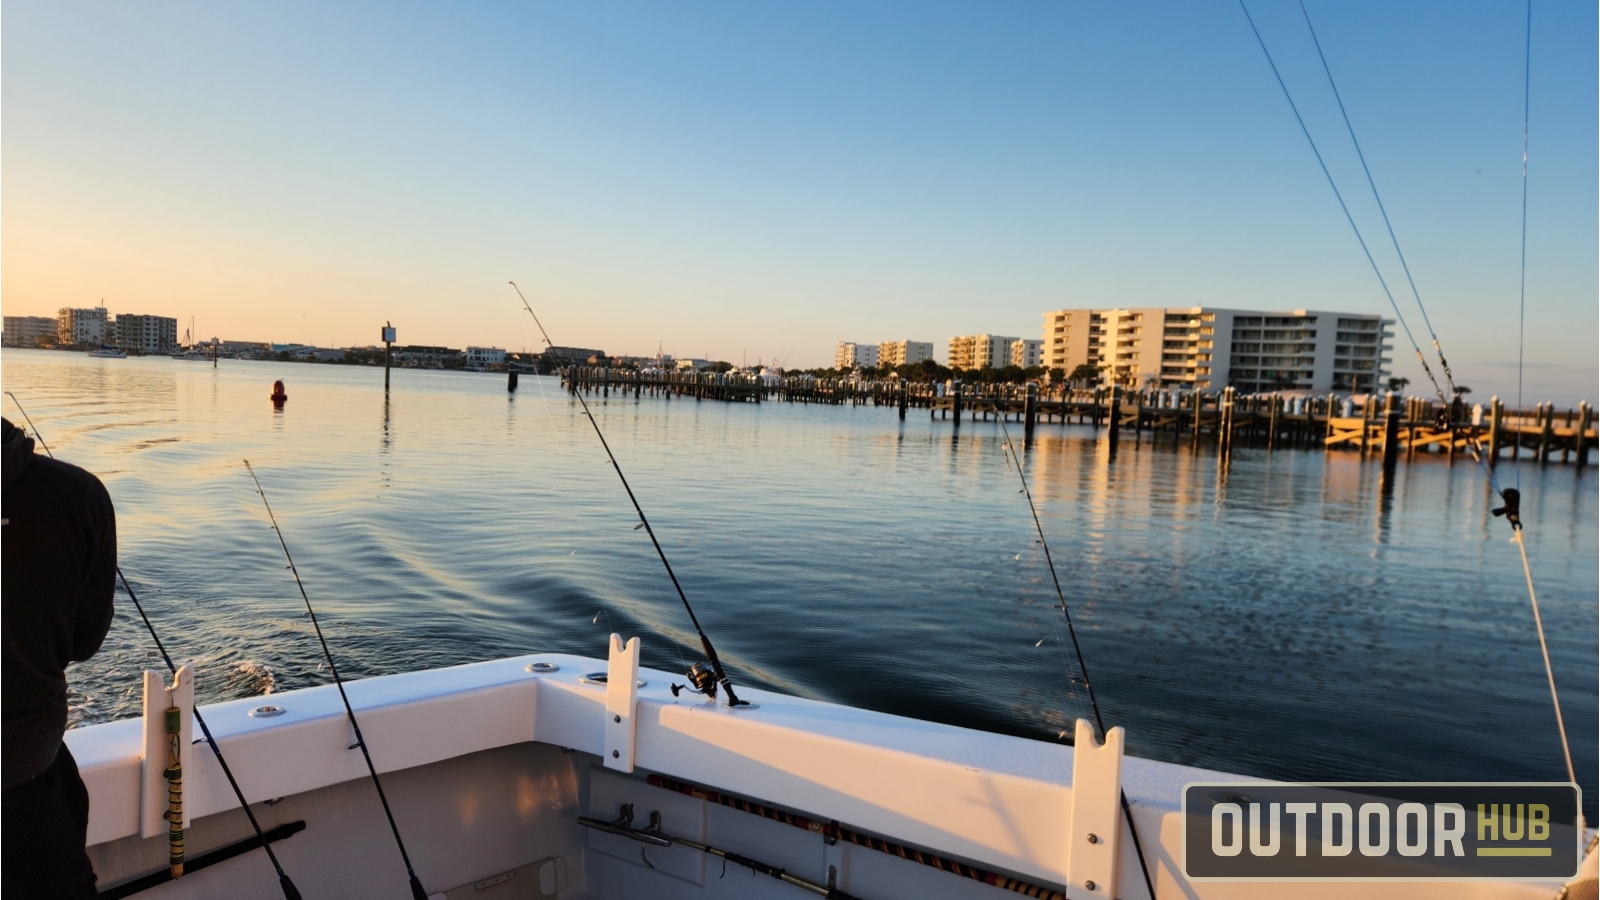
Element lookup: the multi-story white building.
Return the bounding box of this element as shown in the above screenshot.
[1041,307,1393,393]
[3,316,58,347]
[877,340,934,367]
[835,342,880,369]
[1009,339,1042,369]
[947,334,1019,370]
[58,306,109,347]
[465,346,507,368]
[113,314,178,354]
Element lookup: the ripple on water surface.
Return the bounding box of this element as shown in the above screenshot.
[4,350,1594,820]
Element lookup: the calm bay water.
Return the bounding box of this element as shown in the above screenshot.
[4,349,1595,817]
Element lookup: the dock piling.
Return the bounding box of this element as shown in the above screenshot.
[1024,383,1037,442]
[1382,391,1402,477]
[1106,384,1121,452]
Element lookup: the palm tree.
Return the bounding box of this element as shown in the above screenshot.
[1453,385,1472,397]
[1387,376,1410,393]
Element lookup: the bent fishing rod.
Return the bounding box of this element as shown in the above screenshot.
[2,394,302,900]
[986,403,1158,900]
[509,281,747,706]
[243,461,429,900]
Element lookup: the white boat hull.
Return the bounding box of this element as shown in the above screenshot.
[69,652,1576,899]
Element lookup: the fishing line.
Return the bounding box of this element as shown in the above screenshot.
[1235,0,1449,407]
[1288,2,1517,499]
[1246,0,1577,811]
[243,461,430,900]
[1514,0,1531,492]
[518,304,689,674]
[1512,530,1577,789]
[509,281,747,706]
[2,394,301,900]
[1295,0,1460,396]
[987,409,1157,900]
[1500,0,1575,806]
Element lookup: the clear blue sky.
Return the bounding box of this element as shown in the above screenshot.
[4,1,1594,400]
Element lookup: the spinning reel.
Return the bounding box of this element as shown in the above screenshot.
[670,661,721,700]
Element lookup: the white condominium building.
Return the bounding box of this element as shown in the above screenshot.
[114,314,179,354]
[465,346,507,367]
[58,306,109,346]
[948,334,1018,370]
[835,341,880,369]
[1009,339,1042,369]
[1041,307,1393,393]
[3,316,57,347]
[877,340,934,367]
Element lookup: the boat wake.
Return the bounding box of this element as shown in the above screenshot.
[226,660,278,696]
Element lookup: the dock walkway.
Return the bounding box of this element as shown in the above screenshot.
[559,368,1594,466]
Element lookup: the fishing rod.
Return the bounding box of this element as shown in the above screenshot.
[243,460,429,900]
[2,394,302,900]
[579,806,863,899]
[1247,0,1578,806]
[509,281,747,707]
[986,404,1158,900]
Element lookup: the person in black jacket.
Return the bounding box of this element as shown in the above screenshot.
[2,417,116,899]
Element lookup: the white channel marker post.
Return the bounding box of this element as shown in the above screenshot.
[1065,718,1124,900]
[603,634,641,773]
[140,664,194,838]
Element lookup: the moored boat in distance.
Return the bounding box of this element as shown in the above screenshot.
[87,346,127,358]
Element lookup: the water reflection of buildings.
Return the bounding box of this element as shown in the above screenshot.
[1028,430,1216,551]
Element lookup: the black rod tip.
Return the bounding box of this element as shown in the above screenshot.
[409,874,429,900]
[279,875,303,900]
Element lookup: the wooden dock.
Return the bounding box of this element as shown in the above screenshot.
[559,368,1595,466]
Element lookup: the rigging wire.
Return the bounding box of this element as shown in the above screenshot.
[244,461,430,900]
[1235,0,1448,407]
[988,409,1158,900]
[2,394,302,900]
[509,281,747,706]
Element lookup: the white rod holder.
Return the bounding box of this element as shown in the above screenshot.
[603,634,640,772]
[1065,718,1123,900]
[140,664,194,839]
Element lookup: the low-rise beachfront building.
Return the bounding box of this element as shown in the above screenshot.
[877,340,934,367]
[3,316,58,347]
[947,334,1019,370]
[392,345,461,368]
[57,306,109,347]
[465,346,507,368]
[543,346,603,367]
[835,342,879,369]
[113,314,179,354]
[1009,339,1042,369]
[219,340,271,359]
[1041,306,1394,393]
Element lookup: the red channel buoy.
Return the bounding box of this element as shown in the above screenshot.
[270,380,288,403]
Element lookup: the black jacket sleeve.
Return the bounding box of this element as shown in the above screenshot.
[70,482,116,662]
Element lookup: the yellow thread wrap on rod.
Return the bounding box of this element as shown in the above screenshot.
[165,705,184,877]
